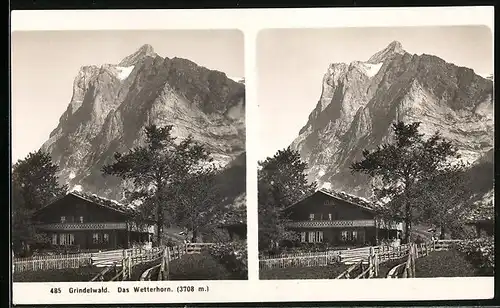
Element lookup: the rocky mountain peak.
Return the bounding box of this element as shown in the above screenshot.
[41,46,245,201]
[290,41,493,198]
[367,40,406,64]
[118,44,158,66]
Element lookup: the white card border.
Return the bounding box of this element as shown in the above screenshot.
[10,7,495,305]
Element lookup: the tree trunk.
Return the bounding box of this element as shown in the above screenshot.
[439,225,446,240]
[404,203,412,244]
[191,229,198,243]
[156,202,163,247]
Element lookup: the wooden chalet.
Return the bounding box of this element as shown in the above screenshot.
[465,196,494,237]
[283,189,404,247]
[32,191,155,250]
[217,208,247,241]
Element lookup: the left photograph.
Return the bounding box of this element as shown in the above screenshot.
[11,30,247,282]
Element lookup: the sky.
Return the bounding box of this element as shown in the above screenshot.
[11,29,244,163]
[257,25,494,161]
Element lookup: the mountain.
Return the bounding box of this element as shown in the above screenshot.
[41,44,245,201]
[290,40,494,198]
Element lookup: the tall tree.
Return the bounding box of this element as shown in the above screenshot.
[168,165,222,242]
[258,147,317,250]
[11,150,67,253]
[350,121,460,243]
[411,163,475,239]
[102,125,212,246]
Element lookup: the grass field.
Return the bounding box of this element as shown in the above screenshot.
[166,252,243,280]
[415,249,478,277]
[259,263,349,280]
[13,265,114,282]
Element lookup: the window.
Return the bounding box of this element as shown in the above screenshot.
[316,231,324,242]
[318,213,323,220]
[328,213,332,221]
[59,233,66,245]
[340,230,359,242]
[103,233,110,243]
[341,231,349,241]
[51,234,58,245]
[79,216,84,223]
[92,233,99,244]
[60,216,66,223]
[58,233,74,246]
[309,213,314,221]
[305,231,323,243]
[300,232,306,242]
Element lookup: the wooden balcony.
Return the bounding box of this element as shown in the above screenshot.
[36,222,128,231]
[286,219,376,229]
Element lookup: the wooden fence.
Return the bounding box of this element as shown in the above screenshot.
[259,250,341,270]
[118,243,213,281]
[13,247,164,274]
[13,253,92,273]
[185,243,215,254]
[336,247,380,279]
[386,240,449,279]
[259,240,462,273]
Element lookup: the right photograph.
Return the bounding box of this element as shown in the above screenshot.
[257,26,494,280]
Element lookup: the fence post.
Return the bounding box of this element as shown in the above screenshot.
[412,244,416,278]
[165,247,170,280]
[368,247,374,278]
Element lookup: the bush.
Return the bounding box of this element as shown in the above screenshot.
[455,237,494,276]
[207,241,247,279]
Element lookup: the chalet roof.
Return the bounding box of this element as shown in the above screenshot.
[216,206,246,226]
[71,191,139,216]
[283,188,380,213]
[34,191,140,217]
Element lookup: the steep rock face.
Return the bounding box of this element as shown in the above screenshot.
[42,44,245,200]
[290,41,494,197]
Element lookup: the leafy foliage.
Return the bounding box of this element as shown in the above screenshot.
[455,237,495,276]
[207,241,248,279]
[407,163,475,238]
[350,121,460,242]
[102,125,213,245]
[168,165,223,242]
[11,150,67,255]
[258,147,317,252]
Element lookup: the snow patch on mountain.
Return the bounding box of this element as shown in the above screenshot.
[320,182,332,190]
[115,66,134,81]
[71,185,83,192]
[228,76,244,83]
[361,62,383,78]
